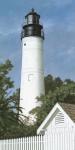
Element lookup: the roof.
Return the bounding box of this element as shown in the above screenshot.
[25,8,40,18]
[37,102,75,135]
[59,102,75,122]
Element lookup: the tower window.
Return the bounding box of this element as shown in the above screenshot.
[24,43,26,46]
[28,74,33,81]
[28,15,33,24]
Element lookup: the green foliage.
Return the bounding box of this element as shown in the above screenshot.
[31,75,75,127]
[0,60,14,98]
[10,88,20,116]
[0,60,19,138]
[0,60,36,138]
[0,60,75,138]
[45,74,63,94]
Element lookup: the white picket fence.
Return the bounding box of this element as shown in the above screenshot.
[0,132,75,150]
[44,132,75,150]
[0,135,43,150]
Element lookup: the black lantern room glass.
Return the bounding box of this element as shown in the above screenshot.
[21,9,44,40]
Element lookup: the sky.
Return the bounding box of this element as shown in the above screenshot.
[0,0,75,89]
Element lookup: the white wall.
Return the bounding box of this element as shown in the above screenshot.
[45,110,75,134]
[20,36,45,117]
[44,131,75,150]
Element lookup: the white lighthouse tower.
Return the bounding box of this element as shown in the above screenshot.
[20,9,45,119]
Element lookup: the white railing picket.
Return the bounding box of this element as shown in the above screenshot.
[24,137,26,150]
[0,132,74,150]
[30,136,32,150]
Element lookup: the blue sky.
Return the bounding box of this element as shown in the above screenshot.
[0,0,75,89]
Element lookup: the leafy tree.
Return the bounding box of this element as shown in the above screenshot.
[44,75,63,94]
[0,60,18,137]
[10,88,20,117]
[0,60,14,97]
[0,60,36,138]
[54,77,63,88]
[1,60,75,138]
[0,60,22,138]
[31,75,75,128]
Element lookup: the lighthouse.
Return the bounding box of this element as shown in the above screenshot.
[20,9,45,119]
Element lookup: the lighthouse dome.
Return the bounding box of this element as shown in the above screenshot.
[21,9,44,39]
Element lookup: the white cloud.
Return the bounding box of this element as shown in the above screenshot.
[43,19,55,33]
[43,10,75,79]
[0,14,22,37]
[43,0,72,8]
[0,24,21,37]
[52,0,72,7]
[67,47,75,55]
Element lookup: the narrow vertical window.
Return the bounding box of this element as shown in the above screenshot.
[28,74,33,81]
